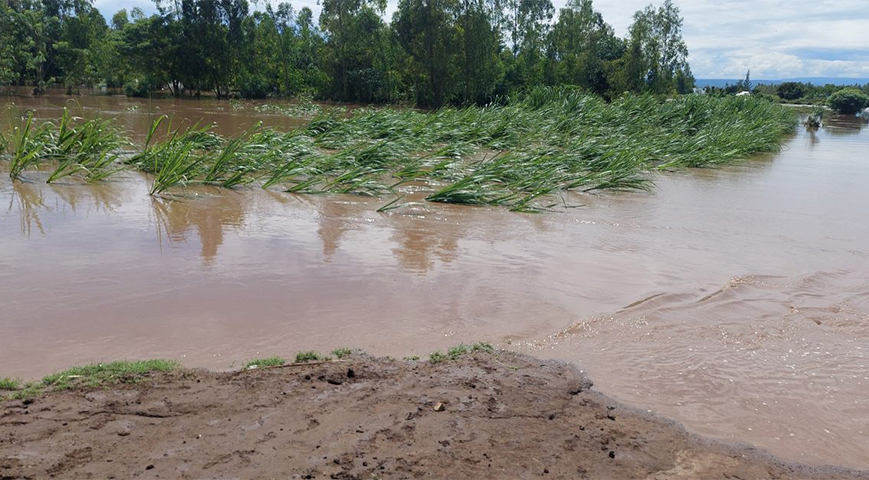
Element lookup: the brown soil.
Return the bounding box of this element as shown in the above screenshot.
[1,352,865,480]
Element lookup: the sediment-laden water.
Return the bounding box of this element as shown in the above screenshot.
[1,94,868,468]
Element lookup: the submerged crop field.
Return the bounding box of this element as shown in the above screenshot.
[1,88,797,211]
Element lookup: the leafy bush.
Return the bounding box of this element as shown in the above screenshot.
[776,82,807,101]
[828,88,869,115]
[238,75,272,99]
[124,77,156,97]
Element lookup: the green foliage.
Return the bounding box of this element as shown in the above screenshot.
[828,88,869,115]
[776,82,807,101]
[244,357,287,368]
[295,351,322,362]
[124,77,156,97]
[0,0,704,105]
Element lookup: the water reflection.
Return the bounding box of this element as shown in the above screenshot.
[824,115,865,135]
[9,180,47,236]
[151,193,246,263]
[316,199,359,260]
[48,180,123,214]
[389,220,461,272]
[1,91,310,143]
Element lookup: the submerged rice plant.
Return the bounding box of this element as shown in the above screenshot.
[4,108,127,182]
[4,88,797,209]
[45,109,126,183]
[7,114,51,180]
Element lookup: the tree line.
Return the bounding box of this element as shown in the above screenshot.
[0,0,696,106]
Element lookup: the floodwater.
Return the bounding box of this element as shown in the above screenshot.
[2,94,869,469]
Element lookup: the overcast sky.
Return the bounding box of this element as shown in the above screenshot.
[94,0,869,79]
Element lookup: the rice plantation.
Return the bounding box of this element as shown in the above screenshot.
[1,88,798,212]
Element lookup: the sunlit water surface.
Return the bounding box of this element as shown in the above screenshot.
[2,94,869,468]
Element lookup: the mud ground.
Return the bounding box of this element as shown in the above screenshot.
[1,352,866,479]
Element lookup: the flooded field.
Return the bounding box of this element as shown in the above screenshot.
[2,94,869,469]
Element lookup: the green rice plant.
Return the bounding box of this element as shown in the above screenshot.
[294,351,321,363]
[202,124,263,188]
[8,114,51,180]
[44,109,127,183]
[244,357,287,368]
[148,140,203,195]
[82,150,124,182]
[17,88,797,211]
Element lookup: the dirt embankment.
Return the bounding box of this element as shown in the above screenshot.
[1,352,866,480]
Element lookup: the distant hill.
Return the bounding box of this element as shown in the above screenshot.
[696,77,869,89]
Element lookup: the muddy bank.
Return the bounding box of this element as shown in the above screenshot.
[1,352,864,480]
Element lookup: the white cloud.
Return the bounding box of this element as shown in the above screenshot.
[93,0,869,79]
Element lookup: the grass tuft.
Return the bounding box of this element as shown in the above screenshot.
[40,360,179,390]
[244,357,287,369]
[431,342,496,364]
[331,348,353,359]
[429,351,448,364]
[0,378,21,390]
[294,351,322,363]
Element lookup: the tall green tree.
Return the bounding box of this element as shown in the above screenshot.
[393,0,459,107]
[549,0,621,95]
[625,0,691,94]
[454,0,503,104]
[319,0,388,101]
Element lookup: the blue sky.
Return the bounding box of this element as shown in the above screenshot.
[94,0,869,79]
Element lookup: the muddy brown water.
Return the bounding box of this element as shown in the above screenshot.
[2,94,869,469]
